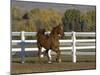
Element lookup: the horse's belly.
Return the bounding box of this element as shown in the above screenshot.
[42,45,50,50]
[41,42,50,49]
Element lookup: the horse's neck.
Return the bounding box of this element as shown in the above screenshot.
[50,31,59,39]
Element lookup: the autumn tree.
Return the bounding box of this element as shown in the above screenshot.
[12,6,22,20]
[25,8,62,31]
[85,10,96,31]
[11,6,23,31]
[79,10,96,32]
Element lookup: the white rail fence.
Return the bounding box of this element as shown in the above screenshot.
[12,31,96,63]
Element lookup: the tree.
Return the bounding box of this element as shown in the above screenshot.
[80,13,87,31]
[25,8,62,31]
[12,6,23,31]
[85,10,96,31]
[62,9,81,32]
[11,6,22,20]
[80,10,96,32]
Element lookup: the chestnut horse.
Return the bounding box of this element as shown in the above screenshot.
[37,24,64,63]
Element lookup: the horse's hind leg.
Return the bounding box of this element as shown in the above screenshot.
[37,44,42,63]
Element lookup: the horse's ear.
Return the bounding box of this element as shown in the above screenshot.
[59,23,63,26]
[57,24,61,28]
[59,24,63,29]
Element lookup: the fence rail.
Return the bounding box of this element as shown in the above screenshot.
[12,31,96,63]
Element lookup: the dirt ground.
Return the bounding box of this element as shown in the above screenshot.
[11,62,96,74]
[11,55,96,74]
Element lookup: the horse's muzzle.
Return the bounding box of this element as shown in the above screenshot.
[58,33,65,39]
[61,32,65,38]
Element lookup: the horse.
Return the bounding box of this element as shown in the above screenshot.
[36,24,64,63]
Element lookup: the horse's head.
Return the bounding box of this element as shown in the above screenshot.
[54,24,64,38]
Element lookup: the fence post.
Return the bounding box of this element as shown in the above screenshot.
[72,31,76,63]
[21,31,25,64]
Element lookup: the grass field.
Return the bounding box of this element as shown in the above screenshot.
[11,55,96,74]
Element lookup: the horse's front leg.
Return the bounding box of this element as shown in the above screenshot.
[56,49,61,63]
[47,50,52,63]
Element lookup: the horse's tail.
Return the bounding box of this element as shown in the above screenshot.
[36,28,46,37]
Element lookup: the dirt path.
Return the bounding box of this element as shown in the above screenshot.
[11,62,96,74]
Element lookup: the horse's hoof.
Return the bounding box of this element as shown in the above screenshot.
[48,61,52,64]
[40,54,44,58]
[56,58,62,63]
[58,59,62,63]
[21,61,25,64]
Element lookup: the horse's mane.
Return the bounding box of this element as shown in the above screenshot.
[37,28,46,37]
[37,25,63,39]
[50,25,61,35]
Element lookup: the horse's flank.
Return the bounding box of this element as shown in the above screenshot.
[37,28,51,49]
